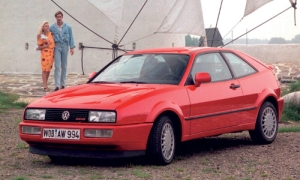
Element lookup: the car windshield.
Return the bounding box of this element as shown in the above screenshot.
[91,54,189,84]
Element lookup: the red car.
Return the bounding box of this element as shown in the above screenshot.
[19,47,284,165]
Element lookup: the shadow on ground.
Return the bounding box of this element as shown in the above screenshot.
[45,133,254,167]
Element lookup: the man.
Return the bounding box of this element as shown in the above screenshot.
[50,11,75,91]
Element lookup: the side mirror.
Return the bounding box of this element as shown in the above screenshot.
[88,72,97,80]
[194,72,211,87]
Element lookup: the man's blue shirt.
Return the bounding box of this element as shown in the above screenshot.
[50,23,75,49]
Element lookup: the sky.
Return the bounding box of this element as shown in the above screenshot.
[201,0,299,40]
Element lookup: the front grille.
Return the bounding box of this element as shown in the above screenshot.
[45,109,89,122]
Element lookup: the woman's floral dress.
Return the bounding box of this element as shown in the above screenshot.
[38,33,55,72]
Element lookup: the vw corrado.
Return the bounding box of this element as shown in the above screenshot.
[19,47,284,165]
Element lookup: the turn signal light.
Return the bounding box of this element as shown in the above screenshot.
[21,126,41,135]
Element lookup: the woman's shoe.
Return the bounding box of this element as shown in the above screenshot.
[43,87,50,92]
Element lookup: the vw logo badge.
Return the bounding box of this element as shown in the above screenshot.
[62,111,70,120]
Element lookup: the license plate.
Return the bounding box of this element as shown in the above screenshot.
[43,128,80,140]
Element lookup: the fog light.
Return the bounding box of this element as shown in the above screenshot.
[84,129,113,138]
[22,126,41,134]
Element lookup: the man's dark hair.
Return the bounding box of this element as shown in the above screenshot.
[55,11,63,17]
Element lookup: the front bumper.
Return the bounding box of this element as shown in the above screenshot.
[19,121,153,157]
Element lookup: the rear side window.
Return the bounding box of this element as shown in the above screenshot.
[223,53,256,78]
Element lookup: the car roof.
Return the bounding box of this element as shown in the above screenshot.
[125,47,229,55]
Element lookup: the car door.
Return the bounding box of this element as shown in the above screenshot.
[186,52,244,135]
[222,52,260,125]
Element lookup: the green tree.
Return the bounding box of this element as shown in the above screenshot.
[185,34,192,46]
[185,34,200,47]
[269,37,287,44]
[290,34,300,43]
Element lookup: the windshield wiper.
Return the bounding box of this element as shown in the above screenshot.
[120,81,147,84]
[90,81,115,84]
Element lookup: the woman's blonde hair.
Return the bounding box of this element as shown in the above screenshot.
[38,21,49,35]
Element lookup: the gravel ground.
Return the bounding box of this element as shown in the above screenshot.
[1,109,299,180]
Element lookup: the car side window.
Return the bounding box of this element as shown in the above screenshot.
[191,53,232,82]
[223,53,256,78]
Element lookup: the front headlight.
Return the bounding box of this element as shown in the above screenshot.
[88,111,116,122]
[25,109,46,120]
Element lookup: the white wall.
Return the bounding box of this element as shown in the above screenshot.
[0,0,185,74]
[226,44,300,64]
[1,1,299,75]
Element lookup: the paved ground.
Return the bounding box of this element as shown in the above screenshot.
[0,62,299,103]
[0,73,89,103]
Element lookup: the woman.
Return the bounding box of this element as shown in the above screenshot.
[37,21,55,92]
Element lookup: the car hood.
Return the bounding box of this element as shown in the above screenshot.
[28,83,158,110]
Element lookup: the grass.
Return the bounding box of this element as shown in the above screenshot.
[131,169,150,179]
[79,168,89,175]
[202,168,218,173]
[12,177,30,180]
[0,86,298,180]
[281,80,300,123]
[16,143,29,149]
[288,80,300,93]
[223,177,236,180]
[260,173,268,178]
[41,175,53,179]
[281,103,300,122]
[281,80,300,96]
[57,169,72,176]
[0,91,27,109]
[201,158,207,165]
[90,174,104,180]
[279,126,300,133]
[262,160,270,164]
[279,84,300,132]
[246,168,255,173]
[176,168,184,172]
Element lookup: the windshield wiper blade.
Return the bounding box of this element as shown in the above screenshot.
[90,81,115,84]
[120,81,147,84]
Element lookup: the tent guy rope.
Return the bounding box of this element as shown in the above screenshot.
[222,5,294,47]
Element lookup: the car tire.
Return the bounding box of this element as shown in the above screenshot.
[249,101,278,144]
[147,116,176,165]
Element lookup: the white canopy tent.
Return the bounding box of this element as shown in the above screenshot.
[52,0,297,49]
[87,0,206,47]
[205,0,297,46]
[244,0,274,17]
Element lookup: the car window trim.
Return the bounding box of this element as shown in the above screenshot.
[219,50,258,79]
[185,51,234,85]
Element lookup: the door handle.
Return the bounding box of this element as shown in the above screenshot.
[230,84,240,89]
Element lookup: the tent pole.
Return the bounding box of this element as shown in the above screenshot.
[50,0,114,45]
[118,0,149,45]
[211,0,224,47]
